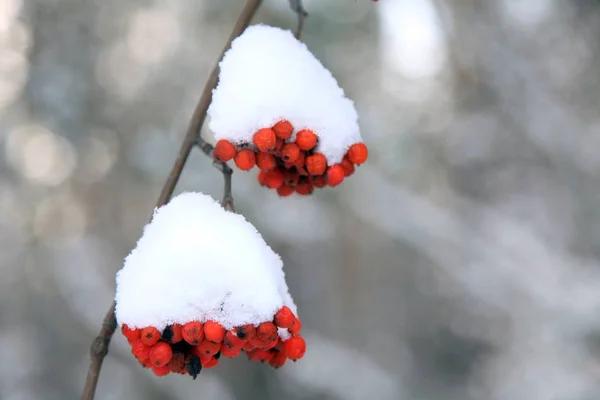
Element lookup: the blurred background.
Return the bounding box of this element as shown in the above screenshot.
[3,0,600,399]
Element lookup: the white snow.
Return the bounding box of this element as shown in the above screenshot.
[208,24,363,165]
[115,192,298,338]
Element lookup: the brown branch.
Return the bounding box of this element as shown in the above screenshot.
[80,1,263,399]
[288,0,308,39]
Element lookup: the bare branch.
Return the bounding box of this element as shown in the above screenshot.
[80,1,263,399]
[288,0,308,39]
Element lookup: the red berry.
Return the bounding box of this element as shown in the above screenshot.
[234,149,256,171]
[204,320,226,343]
[284,336,306,361]
[256,152,276,171]
[214,139,237,162]
[258,170,267,186]
[281,143,300,163]
[347,143,368,165]
[131,340,150,361]
[306,153,327,176]
[295,130,318,150]
[277,184,294,197]
[253,128,277,152]
[121,325,141,342]
[341,157,355,177]
[201,355,219,368]
[326,165,345,187]
[182,321,204,345]
[236,324,256,341]
[224,330,245,349]
[152,365,171,376]
[312,175,326,188]
[274,306,295,329]
[264,169,285,189]
[272,120,294,139]
[284,170,299,187]
[168,352,185,373]
[221,345,242,358]
[289,317,302,336]
[163,324,183,344]
[194,340,221,357]
[269,350,287,368]
[149,342,173,368]
[296,182,313,196]
[257,321,278,342]
[140,327,160,346]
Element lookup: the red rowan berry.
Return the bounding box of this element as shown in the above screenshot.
[289,317,302,336]
[214,139,237,162]
[261,337,278,350]
[347,143,368,165]
[272,137,284,154]
[274,306,295,329]
[204,320,226,343]
[295,152,306,167]
[312,175,326,188]
[168,352,185,373]
[140,327,160,346]
[295,182,313,196]
[195,340,221,357]
[296,166,309,176]
[182,321,204,345]
[272,120,293,139]
[326,165,345,187]
[281,143,300,163]
[256,152,276,171]
[121,324,140,342]
[295,130,318,150]
[201,355,220,368]
[149,342,173,368]
[306,153,327,176]
[277,184,294,197]
[152,365,170,376]
[224,330,245,349]
[269,350,287,368]
[257,322,278,343]
[253,128,277,152]
[234,149,256,171]
[248,349,273,363]
[236,324,256,341]
[258,170,266,186]
[284,337,306,361]
[341,156,355,177]
[131,340,150,361]
[139,358,152,368]
[243,341,255,351]
[162,324,183,344]
[284,170,299,187]
[264,169,285,189]
[283,161,295,169]
[221,345,242,358]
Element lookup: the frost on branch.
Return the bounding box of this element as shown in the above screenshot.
[207,24,369,196]
[115,192,305,378]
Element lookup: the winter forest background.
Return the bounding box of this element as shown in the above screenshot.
[3,0,600,399]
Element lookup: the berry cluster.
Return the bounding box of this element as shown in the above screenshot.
[121,306,305,378]
[213,120,368,196]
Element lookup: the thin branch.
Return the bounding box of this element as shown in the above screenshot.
[81,1,263,399]
[288,0,308,39]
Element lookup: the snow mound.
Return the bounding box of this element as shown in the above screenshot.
[115,192,297,334]
[208,24,362,165]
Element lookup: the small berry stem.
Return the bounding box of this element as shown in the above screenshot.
[80,1,263,399]
[288,0,307,39]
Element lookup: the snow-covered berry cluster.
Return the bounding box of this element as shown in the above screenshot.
[214,121,368,196]
[115,192,303,378]
[208,24,368,196]
[121,305,305,378]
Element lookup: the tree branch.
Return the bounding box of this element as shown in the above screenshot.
[288,0,307,39]
[80,1,263,399]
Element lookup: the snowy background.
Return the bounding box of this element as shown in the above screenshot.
[3,0,600,399]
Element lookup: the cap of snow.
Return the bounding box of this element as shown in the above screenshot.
[208,24,362,165]
[115,192,297,338]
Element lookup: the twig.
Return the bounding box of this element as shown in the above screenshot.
[80,1,263,399]
[288,0,308,39]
